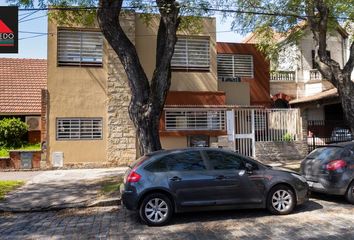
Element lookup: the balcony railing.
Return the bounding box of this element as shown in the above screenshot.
[270,71,295,81]
[309,69,323,81]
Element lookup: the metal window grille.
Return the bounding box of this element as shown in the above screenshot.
[217,54,254,80]
[56,118,103,140]
[165,110,225,131]
[58,30,103,67]
[171,37,210,70]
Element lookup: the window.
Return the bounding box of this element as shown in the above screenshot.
[217,54,254,80]
[58,30,103,67]
[56,118,102,140]
[171,37,210,71]
[188,135,209,147]
[162,151,206,171]
[145,159,167,172]
[206,151,244,170]
[165,110,225,131]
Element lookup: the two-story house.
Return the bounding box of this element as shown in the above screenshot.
[244,23,353,148]
[46,13,272,167]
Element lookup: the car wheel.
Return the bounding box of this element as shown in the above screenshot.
[139,193,173,226]
[267,185,296,215]
[345,181,354,204]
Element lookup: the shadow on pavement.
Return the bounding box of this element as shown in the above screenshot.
[163,200,323,225]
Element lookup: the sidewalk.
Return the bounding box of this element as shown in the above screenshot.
[0,168,127,212]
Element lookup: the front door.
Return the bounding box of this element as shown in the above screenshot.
[204,150,263,205]
[165,150,216,207]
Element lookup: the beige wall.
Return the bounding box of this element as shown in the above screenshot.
[161,137,187,149]
[47,22,109,165]
[218,82,250,105]
[135,16,218,92]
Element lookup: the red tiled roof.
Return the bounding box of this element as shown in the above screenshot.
[0,58,47,114]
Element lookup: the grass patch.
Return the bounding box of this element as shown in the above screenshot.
[0,143,41,158]
[99,176,123,198]
[0,180,25,200]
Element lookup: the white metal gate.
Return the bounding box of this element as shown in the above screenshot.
[227,108,301,157]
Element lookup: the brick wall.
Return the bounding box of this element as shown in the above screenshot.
[255,141,308,163]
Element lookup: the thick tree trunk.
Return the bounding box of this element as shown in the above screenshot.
[97,0,180,156]
[307,0,354,133]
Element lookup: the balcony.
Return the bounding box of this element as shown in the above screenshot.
[309,69,323,81]
[270,71,295,81]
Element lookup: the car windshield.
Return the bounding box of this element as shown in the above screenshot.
[129,156,149,169]
[306,147,345,161]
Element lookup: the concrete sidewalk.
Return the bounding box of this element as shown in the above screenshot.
[0,168,127,212]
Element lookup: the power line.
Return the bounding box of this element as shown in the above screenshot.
[16,6,352,21]
[19,10,40,21]
[19,14,48,23]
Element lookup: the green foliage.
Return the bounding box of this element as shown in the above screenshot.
[216,0,354,66]
[0,118,28,148]
[282,133,294,142]
[0,180,25,200]
[0,143,41,158]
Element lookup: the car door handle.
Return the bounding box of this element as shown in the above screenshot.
[169,176,182,182]
[215,175,226,180]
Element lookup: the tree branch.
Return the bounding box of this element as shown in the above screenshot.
[344,41,354,75]
[97,0,150,105]
[149,0,180,111]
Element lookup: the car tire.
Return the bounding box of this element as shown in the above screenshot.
[345,181,354,204]
[139,193,173,226]
[267,185,296,215]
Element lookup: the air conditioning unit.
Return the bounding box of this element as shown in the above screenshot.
[25,116,41,131]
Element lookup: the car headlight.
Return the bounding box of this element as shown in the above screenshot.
[291,173,307,183]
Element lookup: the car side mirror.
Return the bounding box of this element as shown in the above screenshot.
[245,163,254,173]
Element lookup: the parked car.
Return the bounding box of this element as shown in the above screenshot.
[121,148,309,226]
[330,128,353,143]
[300,142,354,204]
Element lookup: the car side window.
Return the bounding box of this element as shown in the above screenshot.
[163,151,206,171]
[145,159,167,172]
[206,151,245,170]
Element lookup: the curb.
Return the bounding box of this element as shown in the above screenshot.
[0,198,121,214]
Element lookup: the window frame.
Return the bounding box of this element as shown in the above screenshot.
[56,117,103,141]
[171,36,211,72]
[57,28,103,68]
[205,150,247,171]
[217,54,254,80]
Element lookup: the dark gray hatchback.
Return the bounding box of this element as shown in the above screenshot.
[121,148,309,226]
[300,142,354,204]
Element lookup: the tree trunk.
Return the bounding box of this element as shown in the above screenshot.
[97,0,180,156]
[307,0,354,133]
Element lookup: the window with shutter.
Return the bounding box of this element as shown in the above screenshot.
[171,37,210,71]
[58,30,103,67]
[56,118,103,140]
[217,54,254,81]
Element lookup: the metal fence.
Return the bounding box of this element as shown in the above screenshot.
[307,120,353,152]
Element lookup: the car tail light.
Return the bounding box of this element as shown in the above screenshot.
[126,171,141,183]
[326,160,347,171]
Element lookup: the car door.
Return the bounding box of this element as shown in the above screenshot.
[205,150,264,205]
[165,150,216,207]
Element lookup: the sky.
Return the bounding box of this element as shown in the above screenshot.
[0,2,245,59]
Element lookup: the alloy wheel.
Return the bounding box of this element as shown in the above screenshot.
[144,198,169,223]
[271,190,293,213]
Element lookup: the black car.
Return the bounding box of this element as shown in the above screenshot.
[300,142,354,204]
[121,148,309,226]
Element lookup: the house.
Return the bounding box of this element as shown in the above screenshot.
[0,58,47,144]
[243,23,354,152]
[243,23,350,106]
[46,12,279,167]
